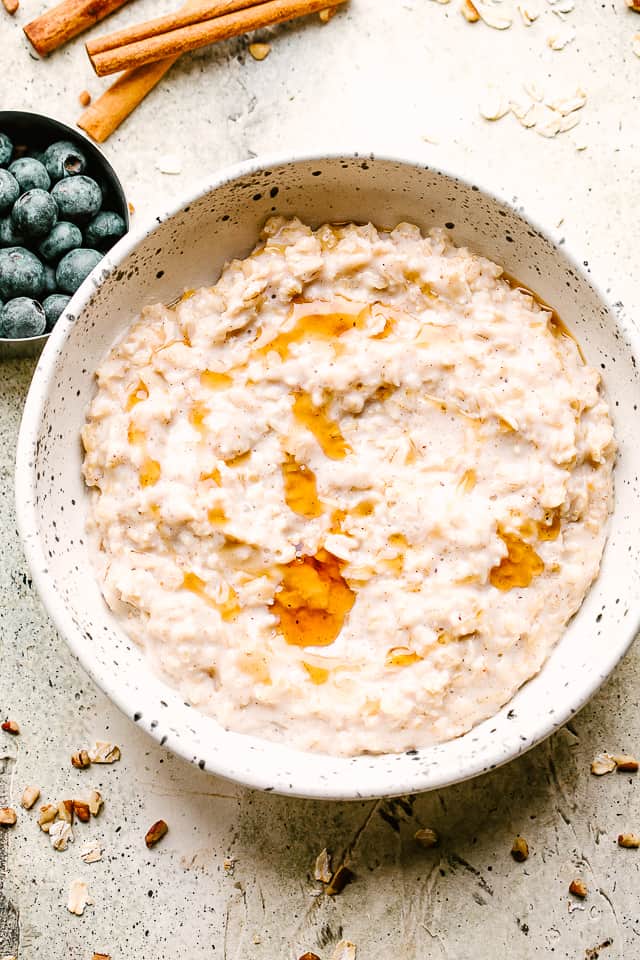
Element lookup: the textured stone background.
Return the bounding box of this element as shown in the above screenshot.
[1,1,640,957]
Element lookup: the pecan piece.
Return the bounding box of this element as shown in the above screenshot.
[1,720,19,735]
[145,819,168,848]
[71,750,91,769]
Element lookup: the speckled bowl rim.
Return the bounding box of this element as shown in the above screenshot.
[15,149,640,799]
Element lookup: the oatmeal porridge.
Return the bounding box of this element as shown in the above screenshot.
[82,217,615,755]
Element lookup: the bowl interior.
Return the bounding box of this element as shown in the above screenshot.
[0,110,128,360]
[16,155,640,799]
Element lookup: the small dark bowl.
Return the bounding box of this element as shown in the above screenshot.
[0,110,129,361]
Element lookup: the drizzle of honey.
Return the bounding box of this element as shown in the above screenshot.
[199,467,221,485]
[182,571,238,621]
[503,272,585,363]
[489,529,544,591]
[189,402,209,434]
[404,269,438,300]
[180,288,196,302]
[139,458,161,487]
[385,647,423,667]
[329,508,347,535]
[236,651,271,685]
[273,549,355,647]
[353,499,375,517]
[200,370,233,390]
[126,380,149,410]
[302,661,330,684]
[207,505,228,525]
[127,424,146,445]
[537,508,561,541]
[458,469,477,493]
[292,392,350,460]
[281,453,322,518]
[225,450,251,467]
[258,299,371,360]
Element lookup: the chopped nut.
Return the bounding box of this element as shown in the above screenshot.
[73,800,91,823]
[79,90,91,107]
[511,836,529,862]
[0,807,17,826]
[89,742,120,764]
[591,753,617,776]
[38,803,57,831]
[21,785,40,810]
[569,878,588,898]
[80,841,104,864]
[71,750,91,769]
[88,789,104,817]
[145,819,168,848]
[479,86,510,121]
[461,0,480,21]
[314,847,332,883]
[58,799,74,824]
[299,954,321,960]
[1,720,19,735]
[331,942,356,960]
[326,864,355,896]
[49,820,74,851]
[318,7,337,21]
[248,42,271,61]
[547,87,587,115]
[415,827,439,849]
[92,955,111,960]
[614,754,639,772]
[618,833,640,849]
[67,878,94,916]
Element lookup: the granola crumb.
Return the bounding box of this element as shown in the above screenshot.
[88,790,104,817]
[314,847,332,883]
[57,799,74,824]
[50,820,74,851]
[591,753,617,776]
[81,841,104,864]
[618,833,640,849]
[89,742,120,764]
[248,42,271,61]
[319,7,337,21]
[145,819,168,848]
[511,836,529,862]
[37,803,57,831]
[331,941,357,960]
[92,955,111,960]
[21,785,40,810]
[79,90,91,107]
[325,864,355,896]
[414,827,440,849]
[569,878,588,898]
[73,800,91,823]
[613,754,639,772]
[67,878,94,916]
[1,720,19,735]
[461,0,480,22]
[72,750,91,769]
[0,808,17,827]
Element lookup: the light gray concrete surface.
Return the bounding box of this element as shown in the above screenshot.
[2,1,640,957]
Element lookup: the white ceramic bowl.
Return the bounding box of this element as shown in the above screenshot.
[15,152,640,800]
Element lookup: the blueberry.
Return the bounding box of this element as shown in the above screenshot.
[51,176,102,222]
[8,157,51,192]
[0,215,24,248]
[56,248,102,293]
[0,247,45,300]
[0,169,19,214]
[84,210,126,251]
[11,188,58,238]
[38,221,82,263]
[42,293,70,332]
[0,297,46,339]
[43,140,87,183]
[43,264,57,295]
[0,133,13,168]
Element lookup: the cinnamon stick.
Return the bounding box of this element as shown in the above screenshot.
[87,0,267,56]
[88,0,346,76]
[77,57,180,142]
[24,0,131,57]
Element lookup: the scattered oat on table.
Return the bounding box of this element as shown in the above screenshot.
[67,878,94,916]
[591,753,617,776]
[331,941,357,960]
[511,836,529,862]
[1,720,19,735]
[145,819,168,848]
[461,0,480,22]
[81,841,104,864]
[88,789,104,816]
[0,807,17,827]
[632,33,640,56]
[249,42,271,61]
[89,742,120,764]
[49,820,74,851]
[326,864,355,896]
[618,833,640,849]
[21,785,40,809]
[415,827,440,849]
[314,847,332,883]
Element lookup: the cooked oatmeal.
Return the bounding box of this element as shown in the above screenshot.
[82,217,615,755]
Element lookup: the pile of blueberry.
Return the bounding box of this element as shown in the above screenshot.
[0,131,126,340]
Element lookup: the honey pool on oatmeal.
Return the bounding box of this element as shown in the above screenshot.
[82,217,615,756]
